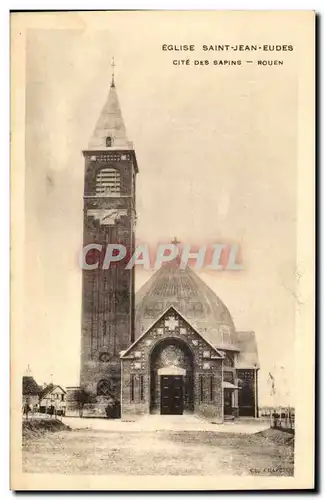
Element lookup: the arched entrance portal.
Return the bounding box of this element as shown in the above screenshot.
[150,338,194,415]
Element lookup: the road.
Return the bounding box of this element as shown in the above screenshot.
[22,422,294,476]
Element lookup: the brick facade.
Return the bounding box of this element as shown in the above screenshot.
[68,80,260,422]
[121,307,224,422]
[79,150,137,412]
[237,369,258,417]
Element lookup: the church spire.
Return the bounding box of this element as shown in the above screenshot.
[111,57,116,88]
[87,61,132,151]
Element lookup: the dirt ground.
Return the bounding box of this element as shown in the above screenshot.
[22,422,294,476]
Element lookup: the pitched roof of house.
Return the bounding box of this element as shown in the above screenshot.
[22,376,41,396]
[39,384,66,399]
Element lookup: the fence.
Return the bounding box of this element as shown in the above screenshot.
[259,406,295,431]
[22,406,65,420]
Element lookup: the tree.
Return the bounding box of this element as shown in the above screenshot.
[74,389,96,417]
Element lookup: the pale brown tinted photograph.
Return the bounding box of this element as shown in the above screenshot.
[10,10,315,490]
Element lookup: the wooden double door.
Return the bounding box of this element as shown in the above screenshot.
[160,375,183,415]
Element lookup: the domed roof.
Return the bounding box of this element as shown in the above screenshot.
[135,263,238,350]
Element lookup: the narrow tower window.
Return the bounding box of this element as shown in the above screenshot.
[140,375,144,401]
[200,375,204,402]
[96,168,121,196]
[130,375,135,402]
[106,136,112,147]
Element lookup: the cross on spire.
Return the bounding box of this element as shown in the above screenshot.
[171,236,180,245]
[111,57,116,88]
[88,58,130,150]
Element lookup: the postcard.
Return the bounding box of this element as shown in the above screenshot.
[10,10,315,490]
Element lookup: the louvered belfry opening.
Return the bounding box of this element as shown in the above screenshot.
[95,168,121,196]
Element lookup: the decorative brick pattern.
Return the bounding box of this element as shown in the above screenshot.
[85,152,132,163]
[121,307,223,422]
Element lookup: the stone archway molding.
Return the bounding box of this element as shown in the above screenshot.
[157,365,186,376]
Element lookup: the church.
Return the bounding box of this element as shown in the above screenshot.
[66,70,259,422]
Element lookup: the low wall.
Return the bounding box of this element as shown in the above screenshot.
[196,403,223,423]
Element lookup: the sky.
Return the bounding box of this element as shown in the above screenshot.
[23,12,300,405]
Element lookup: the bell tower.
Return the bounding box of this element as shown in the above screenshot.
[80,66,138,407]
